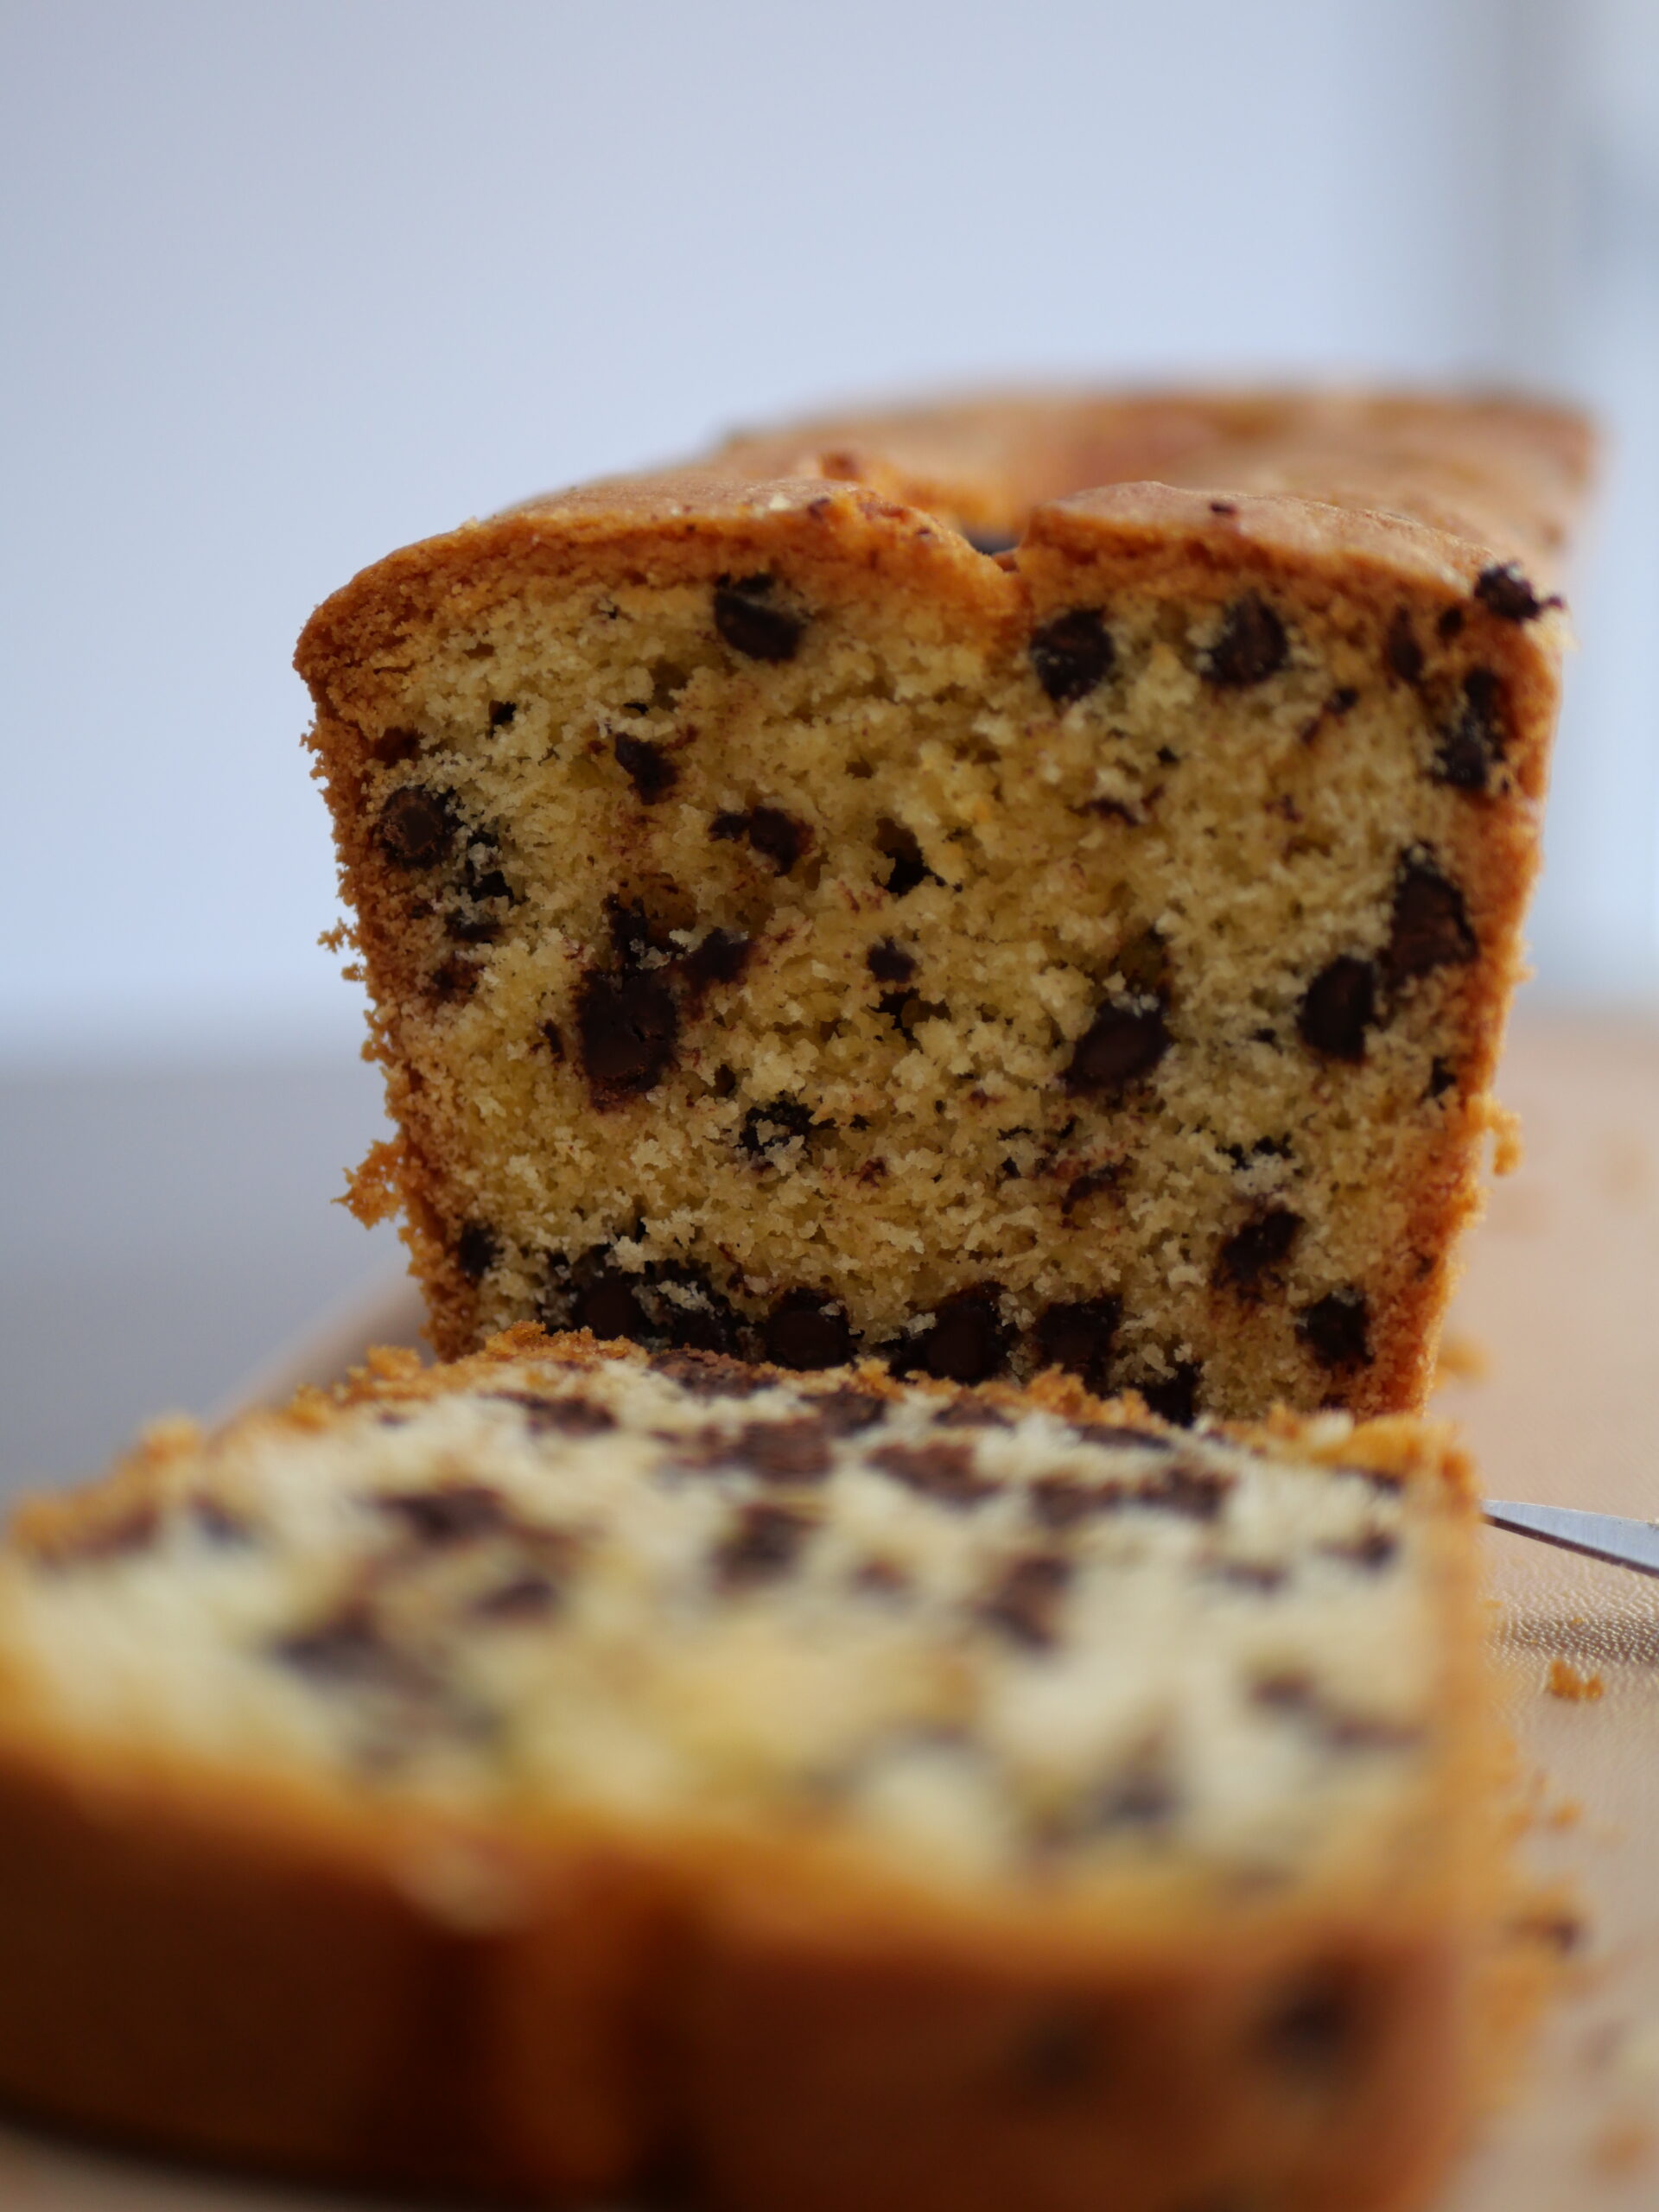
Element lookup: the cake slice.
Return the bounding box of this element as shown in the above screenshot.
[0,1329,1516,2209]
[297,391,1592,1417]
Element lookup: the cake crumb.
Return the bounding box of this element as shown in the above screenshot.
[1433,1332,1491,1386]
[1547,1658,1605,1703]
[1483,1099,1524,1177]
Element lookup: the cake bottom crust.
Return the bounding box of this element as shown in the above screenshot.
[0,1735,1488,2212]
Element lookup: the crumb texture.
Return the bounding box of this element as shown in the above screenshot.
[298,390,1589,1419]
[3,1340,1453,1893]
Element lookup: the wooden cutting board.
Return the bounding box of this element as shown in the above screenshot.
[3,1008,1656,2209]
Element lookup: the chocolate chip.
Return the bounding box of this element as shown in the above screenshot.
[376,786,454,868]
[1084,1751,1179,1834]
[1320,1529,1399,1571]
[764,1291,854,1370]
[1427,1055,1457,1098]
[740,1096,816,1165]
[932,1399,1013,1430]
[470,1572,560,1621]
[1214,1559,1287,1592]
[650,1349,767,1398]
[1135,1457,1230,1517]
[1298,1289,1372,1370]
[1474,562,1554,623]
[1209,500,1238,518]
[1065,1001,1171,1097]
[271,1602,426,1696]
[539,1020,565,1059]
[852,1555,912,1597]
[487,1390,617,1437]
[1385,861,1477,982]
[908,1287,1011,1385]
[866,938,916,985]
[1223,1135,1293,1167]
[654,1265,743,1357]
[373,1483,512,1545]
[1030,1477,1126,1530]
[729,1418,836,1482]
[445,908,501,947]
[540,1245,633,1339]
[1030,607,1116,704]
[461,840,511,910]
[1384,609,1425,683]
[1251,1669,1317,1714]
[804,1384,889,1435]
[1435,666,1505,790]
[1201,594,1287,687]
[680,927,752,1001]
[370,725,423,766]
[488,700,517,728]
[613,734,677,802]
[964,526,1019,556]
[715,1501,811,1587]
[1060,1167,1120,1218]
[711,804,810,874]
[1213,1206,1302,1294]
[577,969,679,1102]
[1297,956,1376,1062]
[606,896,675,970]
[1141,1363,1200,1427]
[1260,1970,1361,2083]
[868,1440,999,1508]
[191,1498,255,1546]
[1438,606,1465,640]
[1033,1297,1122,1394]
[1323,1712,1422,1752]
[1511,1907,1585,1956]
[978,1552,1072,1649]
[428,956,480,1005]
[876,820,934,897]
[1071,1421,1173,1454]
[574,1267,649,1344]
[713,575,806,663]
[454,1221,498,1283]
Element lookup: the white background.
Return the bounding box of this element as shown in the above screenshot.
[3,0,1657,1069]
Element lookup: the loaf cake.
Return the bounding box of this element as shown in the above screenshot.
[0,1327,1522,2209]
[298,390,1592,1419]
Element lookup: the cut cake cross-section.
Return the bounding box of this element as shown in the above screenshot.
[297,390,1592,1418]
[0,1329,1526,2210]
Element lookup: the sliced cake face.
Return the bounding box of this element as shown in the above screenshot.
[300,419,1580,1421]
[2,1341,1465,1904]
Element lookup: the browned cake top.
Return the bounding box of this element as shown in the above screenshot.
[512,387,1591,586]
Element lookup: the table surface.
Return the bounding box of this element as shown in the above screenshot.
[2,1009,1656,2208]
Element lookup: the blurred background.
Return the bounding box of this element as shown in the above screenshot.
[3,0,1656,1484]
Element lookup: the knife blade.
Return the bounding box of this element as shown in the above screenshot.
[1483,1499,1659,1578]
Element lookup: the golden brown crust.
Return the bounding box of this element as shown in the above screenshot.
[296,391,1592,1403]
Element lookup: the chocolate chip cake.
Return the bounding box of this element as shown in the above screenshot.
[0,1328,1514,2209]
[297,391,1592,1417]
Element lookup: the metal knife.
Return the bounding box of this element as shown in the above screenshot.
[1483,1500,1659,1578]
